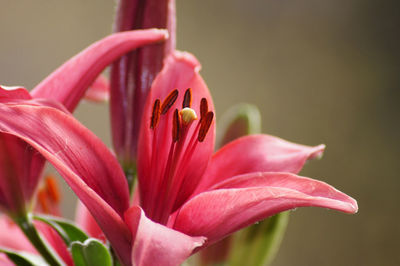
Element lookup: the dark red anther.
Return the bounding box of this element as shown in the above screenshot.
[182,88,192,108]
[161,89,179,114]
[150,99,161,129]
[200,98,208,119]
[172,109,181,142]
[198,111,214,142]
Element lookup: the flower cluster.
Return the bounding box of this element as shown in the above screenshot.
[0,1,357,266]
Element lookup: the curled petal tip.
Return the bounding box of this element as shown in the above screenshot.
[308,144,326,160]
[171,51,202,72]
[345,196,358,214]
[143,28,170,40]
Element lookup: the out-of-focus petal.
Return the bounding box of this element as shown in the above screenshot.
[34,221,73,266]
[75,201,105,242]
[0,133,44,214]
[0,253,13,266]
[0,216,36,253]
[125,206,205,266]
[174,172,357,245]
[110,0,175,165]
[137,51,215,215]
[196,134,325,192]
[31,29,168,112]
[84,75,109,103]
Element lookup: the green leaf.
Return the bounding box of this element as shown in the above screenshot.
[71,238,112,266]
[34,214,89,246]
[0,248,47,266]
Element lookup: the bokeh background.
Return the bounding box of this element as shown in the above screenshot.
[1,0,399,265]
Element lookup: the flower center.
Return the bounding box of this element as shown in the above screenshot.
[147,88,213,224]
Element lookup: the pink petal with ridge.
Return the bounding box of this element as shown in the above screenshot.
[125,206,205,266]
[196,134,325,192]
[174,172,357,245]
[31,29,168,112]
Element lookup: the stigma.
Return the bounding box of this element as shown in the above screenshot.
[180,108,197,125]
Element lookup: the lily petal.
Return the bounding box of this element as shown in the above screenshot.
[174,172,357,245]
[34,221,73,266]
[0,103,132,265]
[138,51,215,215]
[0,133,44,214]
[84,75,110,103]
[0,216,36,253]
[0,254,12,266]
[196,134,325,192]
[31,29,168,112]
[75,201,105,241]
[125,206,205,266]
[0,86,32,101]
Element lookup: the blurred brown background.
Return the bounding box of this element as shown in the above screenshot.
[1,0,399,265]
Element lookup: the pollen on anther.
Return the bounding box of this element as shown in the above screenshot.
[180,107,197,125]
[198,111,214,142]
[161,89,179,115]
[150,99,161,129]
[182,88,192,108]
[200,98,208,119]
[172,109,181,142]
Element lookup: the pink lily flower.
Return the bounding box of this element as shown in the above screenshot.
[0,49,357,265]
[0,29,167,216]
[135,51,358,238]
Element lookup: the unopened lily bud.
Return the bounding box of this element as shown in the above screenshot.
[217,103,262,147]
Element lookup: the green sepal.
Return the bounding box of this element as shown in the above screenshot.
[228,212,290,266]
[217,103,262,148]
[0,248,47,266]
[33,214,89,246]
[71,238,112,266]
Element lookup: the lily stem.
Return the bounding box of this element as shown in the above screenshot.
[14,213,63,266]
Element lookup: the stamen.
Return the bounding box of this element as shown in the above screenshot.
[172,109,181,142]
[45,176,61,203]
[200,98,208,119]
[161,89,179,114]
[150,99,161,129]
[182,88,192,108]
[180,108,197,125]
[198,111,214,142]
[37,189,49,213]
